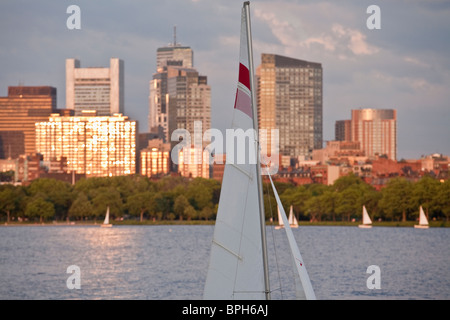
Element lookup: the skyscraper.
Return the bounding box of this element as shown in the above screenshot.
[0,86,57,158]
[149,41,194,141]
[66,58,124,116]
[257,54,323,163]
[351,109,397,160]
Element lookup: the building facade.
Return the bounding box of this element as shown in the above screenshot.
[35,113,136,177]
[149,43,195,142]
[140,139,171,178]
[0,86,57,158]
[335,120,352,141]
[257,54,323,161]
[178,146,210,178]
[66,58,124,116]
[351,109,397,160]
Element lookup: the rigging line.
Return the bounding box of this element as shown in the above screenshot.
[263,168,284,300]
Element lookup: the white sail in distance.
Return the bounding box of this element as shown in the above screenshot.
[362,206,372,225]
[419,206,429,226]
[203,2,269,299]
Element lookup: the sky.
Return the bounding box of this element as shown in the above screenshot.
[0,0,449,160]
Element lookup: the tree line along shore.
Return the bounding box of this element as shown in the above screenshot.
[0,173,449,226]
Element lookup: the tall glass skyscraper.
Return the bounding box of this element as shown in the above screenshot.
[257,54,323,163]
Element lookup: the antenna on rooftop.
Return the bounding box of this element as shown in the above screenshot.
[173,25,177,46]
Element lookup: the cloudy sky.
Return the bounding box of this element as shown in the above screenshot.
[1,0,449,159]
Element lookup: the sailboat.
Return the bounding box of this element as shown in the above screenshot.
[414,206,429,229]
[101,206,112,228]
[203,2,315,300]
[276,205,299,229]
[358,205,372,228]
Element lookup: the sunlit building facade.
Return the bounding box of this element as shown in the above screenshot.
[351,109,397,160]
[257,54,323,161]
[140,139,171,178]
[178,146,210,178]
[0,86,57,158]
[36,113,136,177]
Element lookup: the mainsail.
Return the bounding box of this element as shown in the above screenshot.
[362,205,372,225]
[203,2,269,299]
[418,206,429,226]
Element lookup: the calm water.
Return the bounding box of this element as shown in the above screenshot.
[0,225,448,300]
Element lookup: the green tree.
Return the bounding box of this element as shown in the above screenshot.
[27,178,73,220]
[0,186,18,223]
[433,180,450,221]
[379,178,413,221]
[126,191,154,222]
[411,175,440,220]
[174,194,191,220]
[25,197,55,222]
[335,187,361,221]
[68,192,93,220]
[90,187,123,221]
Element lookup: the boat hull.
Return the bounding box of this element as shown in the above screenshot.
[414,225,429,229]
[101,224,112,228]
[275,225,298,230]
[358,224,372,228]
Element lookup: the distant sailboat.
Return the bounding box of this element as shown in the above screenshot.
[203,2,315,300]
[358,205,372,228]
[276,205,299,229]
[414,206,429,229]
[101,206,112,228]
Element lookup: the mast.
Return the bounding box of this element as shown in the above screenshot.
[243,1,271,300]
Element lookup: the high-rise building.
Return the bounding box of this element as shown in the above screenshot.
[156,45,193,70]
[66,58,124,116]
[35,113,136,177]
[335,120,352,141]
[257,54,323,162]
[149,41,194,141]
[351,109,397,160]
[167,67,211,147]
[0,86,57,158]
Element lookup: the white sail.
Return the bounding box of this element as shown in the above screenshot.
[268,174,316,300]
[419,206,429,226]
[288,205,298,227]
[103,206,110,225]
[362,205,372,225]
[277,206,284,228]
[204,2,267,299]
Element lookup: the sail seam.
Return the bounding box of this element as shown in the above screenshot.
[229,163,253,180]
[212,240,243,261]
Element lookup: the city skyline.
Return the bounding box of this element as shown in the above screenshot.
[0,1,449,160]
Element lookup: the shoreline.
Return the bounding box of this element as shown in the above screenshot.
[1,220,449,228]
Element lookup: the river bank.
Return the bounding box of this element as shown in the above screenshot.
[2,220,449,227]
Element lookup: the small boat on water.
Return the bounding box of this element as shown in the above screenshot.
[414,206,429,229]
[276,205,299,229]
[358,205,372,228]
[101,206,112,228]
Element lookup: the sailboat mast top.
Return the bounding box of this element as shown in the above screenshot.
[243,1,271,300]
